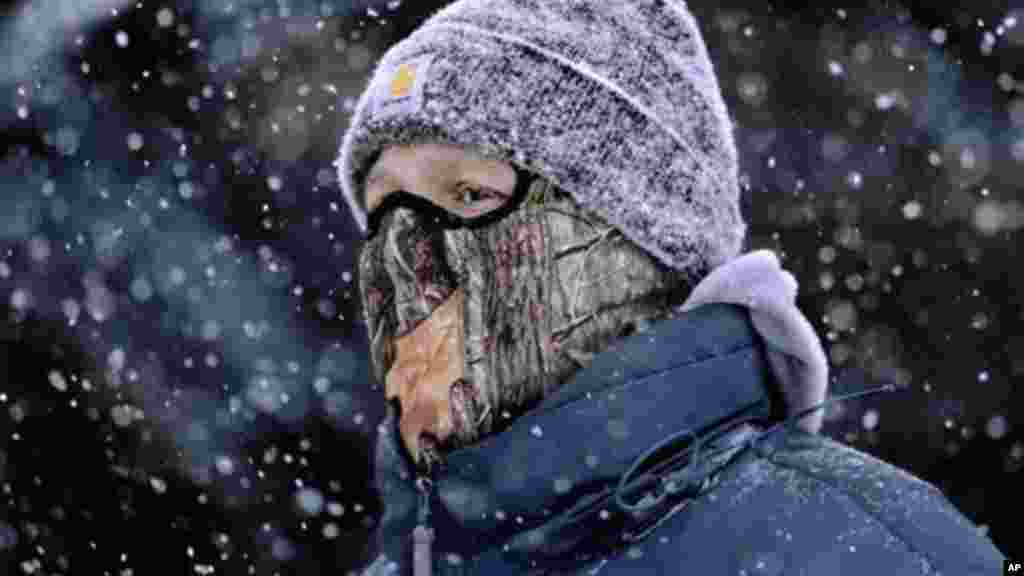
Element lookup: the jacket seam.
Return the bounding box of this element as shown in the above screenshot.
[531,340,756,419]
[619,341,756,387]
[763,454,946,574]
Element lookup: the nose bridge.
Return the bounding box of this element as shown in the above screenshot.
[382,207,460,337]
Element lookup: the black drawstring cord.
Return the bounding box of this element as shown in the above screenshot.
[501,383,898,567]
[613,384,897,517]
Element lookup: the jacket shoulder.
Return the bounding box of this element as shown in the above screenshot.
[763,430,1005,574]
[597,430,1005,575]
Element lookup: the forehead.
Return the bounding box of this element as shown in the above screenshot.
[365,145,456,201]
[367,144,464,179]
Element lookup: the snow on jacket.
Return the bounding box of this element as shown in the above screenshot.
[357,251,1006,575]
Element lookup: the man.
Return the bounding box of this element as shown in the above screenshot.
[335,1,1006,574]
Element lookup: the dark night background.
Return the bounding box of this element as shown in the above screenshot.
[0,0,1021,573]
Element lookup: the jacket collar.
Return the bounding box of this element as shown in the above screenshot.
[411,301,780,558]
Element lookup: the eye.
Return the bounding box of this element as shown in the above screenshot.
[454,184,493,205]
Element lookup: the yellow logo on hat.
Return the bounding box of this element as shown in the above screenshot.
[389,63,417,98]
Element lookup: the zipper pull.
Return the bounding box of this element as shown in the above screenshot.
[412,475,434,576]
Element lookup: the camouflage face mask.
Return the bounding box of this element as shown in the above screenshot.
[358,166,692,472]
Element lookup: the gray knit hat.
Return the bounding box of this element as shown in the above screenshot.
[335,0,747,277]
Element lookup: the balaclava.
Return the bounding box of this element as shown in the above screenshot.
[358,165,695,470]
[336,0,748,471]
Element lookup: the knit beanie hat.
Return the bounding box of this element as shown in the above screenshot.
[335,0,747,278]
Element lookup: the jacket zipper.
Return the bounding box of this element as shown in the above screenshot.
[412,474,435,576]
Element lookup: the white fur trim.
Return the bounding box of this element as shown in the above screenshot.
[678,250,830,434]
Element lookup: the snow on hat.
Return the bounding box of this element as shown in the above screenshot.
[335,0,747,279]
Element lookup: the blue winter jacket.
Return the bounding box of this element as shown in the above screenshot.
[360,302,1006,575]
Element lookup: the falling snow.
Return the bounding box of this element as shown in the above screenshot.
[0,1,1018,574]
